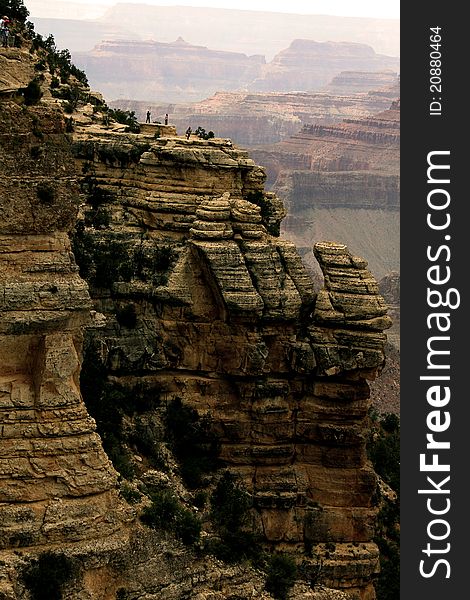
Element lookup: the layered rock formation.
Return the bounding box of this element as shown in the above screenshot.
[33,5,399,58]
[67,119,392,598]
[324,71,399,95]
[73,38,265,103]
[73,38,398,104]
[1,37,393,599]
[111,77,399,148]
[250,41,399,93]
[250,104,400,282]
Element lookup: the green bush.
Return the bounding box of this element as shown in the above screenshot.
[134,244,176,286]
[91,240,134,288]
[85,206,110,229]
[71,221,95,280]
[265,554,298,600]
[128,417,167,470]
[367,413,400,600]
[208,471,262,562]
[367,412,400,493]
[21,552,78,600]
[120,482,142,504]
[0,0,29,23]
[210,471,251,532]
[115,304,137,328]
[36,182,55,204]
[21,77,43,105]
[195,126,215,140]
[108,108,140,133]
[141,489,201,546]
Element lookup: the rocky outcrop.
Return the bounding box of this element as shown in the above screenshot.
[0,94,130,549]
[325,71,399,95]
[111,80,400,149]
[1,38,392,599]
[250,41,399,93]
[73,38,265,103]
[66,117,391,598]
[250,105,400,281]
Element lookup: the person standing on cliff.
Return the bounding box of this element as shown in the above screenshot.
[146,110,151,123]
[0,16,10,48]
[185,126,192,139]
[164,113,169,125]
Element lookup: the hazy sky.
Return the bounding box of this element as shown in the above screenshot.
[26,0,400,20]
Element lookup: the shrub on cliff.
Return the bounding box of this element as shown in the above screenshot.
[367,411,400,494]
[195,126,215,140]
[108,108,140,133]
[0,0,29,23]
[265,554,298,600]
[140,489,201,546]
[21,552,79,600]
[21,77,43,105]
[208,471,262,563]
[367,412,400,600]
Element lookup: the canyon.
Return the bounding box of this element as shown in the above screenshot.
[31,5,400,58]
[0,25,395,600]
[72,39,398,104]
[111,73,399,148]
[251,102,400,284]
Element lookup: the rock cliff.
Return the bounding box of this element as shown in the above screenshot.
[249,104,400,282]
[110,78,399,149]
[67,119,391,598]
[73,38,265,103]
[249,41,399,93]
[0,37,392,600]
[73,39,398,104]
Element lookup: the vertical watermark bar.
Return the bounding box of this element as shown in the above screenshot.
[401,3,466,598]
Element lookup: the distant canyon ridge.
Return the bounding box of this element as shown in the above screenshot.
[72,37,399,103]
[32,4,400,59]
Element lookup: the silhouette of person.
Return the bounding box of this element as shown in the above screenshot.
[185,126,192,139]
[146,110,151,123]
[165,113,169,125]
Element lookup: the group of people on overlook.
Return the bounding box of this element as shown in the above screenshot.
[145,110,169,125]
[144,111,192,139]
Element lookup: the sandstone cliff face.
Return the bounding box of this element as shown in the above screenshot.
[0,97,128,550]
[1,38,392,599]
[68,119,391,598]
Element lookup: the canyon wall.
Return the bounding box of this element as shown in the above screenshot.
[73,39,398,104]
[1,41,392,599]
[67,120,391,598]
[250,104,400,283]
[110,76,399,148]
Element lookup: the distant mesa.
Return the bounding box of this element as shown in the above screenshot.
[72,38,399,104]
[32,5,399,58]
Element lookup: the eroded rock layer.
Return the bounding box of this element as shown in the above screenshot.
[0,94,131,562]
[251,104,400,281]
[69,122,391,598]
[111,77,400,148]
